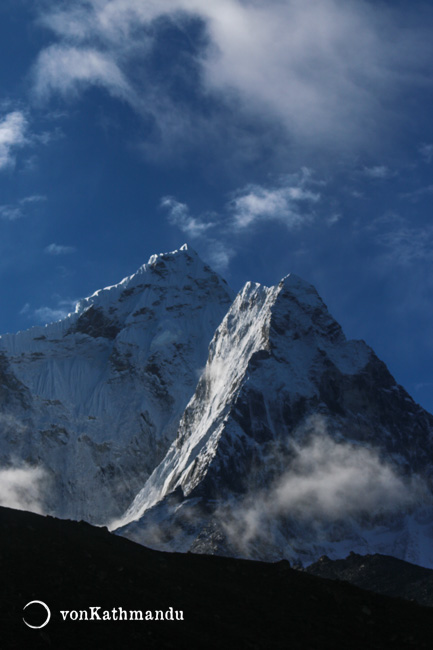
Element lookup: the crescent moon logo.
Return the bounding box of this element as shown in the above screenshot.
[23,600,51,629]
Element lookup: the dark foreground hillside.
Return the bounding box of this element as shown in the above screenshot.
[307,552,433,607]
[2,506,433,650]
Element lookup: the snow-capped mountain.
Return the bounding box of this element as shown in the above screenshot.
[115,273,433,567]
[0,245,233,523]
[1,244,432,567]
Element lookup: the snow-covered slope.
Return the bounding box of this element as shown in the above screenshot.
[116,274,433,567]
[0,245,234,523]
[1,245,432,567]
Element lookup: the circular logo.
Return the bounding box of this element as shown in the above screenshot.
[23,600,51,629]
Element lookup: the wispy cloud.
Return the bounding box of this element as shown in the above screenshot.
[400,185,433,202]
[0,195,47,221]
[376,225,433,266]
[162,171,323,270]
[205,240,235,273]
[161,196,234,272]
[44,243,76,255]
[363,165,393,179]
[161,197,215,239]
[230,171,320,230]
[20,194,47,204]
[32,1,433,163]
[419,143,433,163]
[415,382,433,392]
[327,213,341,226]
[33,44,135,105]
[217,422,426,555]
[29,297,77,324]
[0,205,23,221]
[33,306,71,323]
[364,211,433,267]
[0,111,28,170]
[33,307,68,324]
[20,303,31,316]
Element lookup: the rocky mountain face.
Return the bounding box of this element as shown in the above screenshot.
[0,245,233,523]
[1,245,432,567]
[115,273,433,568]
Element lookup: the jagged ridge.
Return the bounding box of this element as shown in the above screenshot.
[116,271,433,567]
[0,245,234,523]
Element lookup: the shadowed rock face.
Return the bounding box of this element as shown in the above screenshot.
[0,352,30,409]
[72,306,121,340]
[0,247,234,525]
[117,274,433,567]
[1,248,433,569]
[3,506,433,650]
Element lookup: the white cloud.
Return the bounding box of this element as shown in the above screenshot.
[32,298,77,324]
[161,197,215,238]
[21,194,47,204]
[205,239,235,273]
[197,0,397,149]
[162,170,323,270]
[271,435,418,519]
[0,205,23,221]
[161,195,234,272]
[230,172,320,229]
[0,111,28,170]
[218,424,426,553]
[0,463,49,515]
[33,44,135,104]
[32,0,433,160]
[44,243,76,255]
[33,306,72,324]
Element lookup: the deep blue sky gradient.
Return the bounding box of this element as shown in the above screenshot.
[0,0,432,412]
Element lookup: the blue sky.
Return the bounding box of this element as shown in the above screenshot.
[1,0,433,412]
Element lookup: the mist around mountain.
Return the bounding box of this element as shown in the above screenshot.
[0,245,432,571]
[112,252,433,568]
[0,245,233,524]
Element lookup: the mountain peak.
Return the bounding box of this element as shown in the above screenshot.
[3,244,432,570]
[277,273,324,308]
[72,245,230,321]
[279,272,317,293]
[0,245,235,524]
[268,273,345,346]
[116,268,433,568]
[146,243,197,266]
